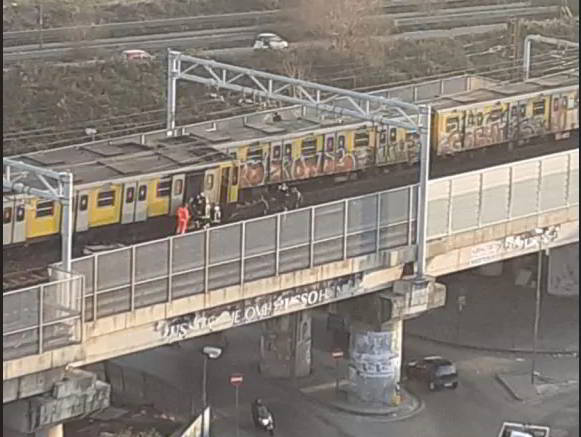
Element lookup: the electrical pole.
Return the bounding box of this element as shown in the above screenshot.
[531,238,543,385]
[37,2,44,49]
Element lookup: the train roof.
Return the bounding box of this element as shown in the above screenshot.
[7,71,578,190]
[430,70,579,111]
[17,136,233,187]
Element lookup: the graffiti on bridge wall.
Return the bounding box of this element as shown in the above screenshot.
[155,272,365,341]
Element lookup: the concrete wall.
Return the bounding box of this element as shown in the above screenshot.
[4,207,578,387]
[547,243,579,297]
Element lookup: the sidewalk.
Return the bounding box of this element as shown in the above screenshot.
[271,346,423,420]
[406,268,579,354]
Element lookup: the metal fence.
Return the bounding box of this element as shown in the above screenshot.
[71,185,418,322]
[3,270,84,361]
[427,149,579,239]
[3,149,578,361]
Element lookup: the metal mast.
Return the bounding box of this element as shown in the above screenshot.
[523,34,579,80]
[3,158,74,272]
[165,50,432,281]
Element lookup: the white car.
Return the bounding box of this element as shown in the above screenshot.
[121,49,154,61]
[253,33,289,50]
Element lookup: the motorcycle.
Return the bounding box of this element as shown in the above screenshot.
[251,399,275,436]
[257,412,275,436]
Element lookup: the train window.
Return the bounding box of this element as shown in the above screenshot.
[272,144,281,160]
[561,96,568,109]
[511,106,518,117]
[36,201,55,218]
[174,179,183,196]
[519,105,526,116]
[533,101,545,116]
[97,191,116,208]
[156,178,171,198]
[232,166,239,186]
[126,187,135,203]
[467,113,474,127]
[379,130,387,145]
[489,109,503,122]
[326,136,335,151]
[301,138,317,157]
[354,130,369,148]
[284,143,293,158]
[138,185,147,201]
[553,98,560,111]
[389,128,397,142]
[205,174,214,190]
[247,146,263,162]
[476,113,483,126]
[79,194,89,211]
[446,117,459,133]
[3,207,12,224]
[16,206,25,222]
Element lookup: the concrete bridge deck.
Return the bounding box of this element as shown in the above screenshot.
[3,148,578,397]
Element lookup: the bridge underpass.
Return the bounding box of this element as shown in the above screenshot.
[3,148,578,435]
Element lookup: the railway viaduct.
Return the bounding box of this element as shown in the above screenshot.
[3,148,578,436]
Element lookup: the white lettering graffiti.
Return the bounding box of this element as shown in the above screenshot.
[156,284,337,341]
[504,226,560,251]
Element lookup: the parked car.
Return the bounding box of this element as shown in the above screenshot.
[405,356,458,391]
[498,422,550,437]
[121,49,154,61]
[253,33,289,50]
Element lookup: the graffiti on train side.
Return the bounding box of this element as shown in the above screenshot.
[439,105,549,155]
[239,134,422,188]
[239,139,361,189]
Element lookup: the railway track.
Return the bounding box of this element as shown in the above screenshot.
[2,3,560,63]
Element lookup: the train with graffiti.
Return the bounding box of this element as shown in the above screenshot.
[3,70,578,247]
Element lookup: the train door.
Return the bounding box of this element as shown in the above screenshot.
[184,172,205,203]
[203,168,221,205]
[134,182,148,222]
[550,94,567,133]
[3,198,14,245]
[269,141,283,184]
[219,166,231,205]
[322,133,336,174]
[12,198,27,243]
[282,142,293,181]
[121,183,137,224]
[375,128,388,166]
[75,191,90,232]
[170,174,185,215]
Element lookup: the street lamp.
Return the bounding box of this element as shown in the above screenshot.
[199,345,223,414]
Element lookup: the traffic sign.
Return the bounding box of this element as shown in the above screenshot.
[230,373,244,386]
[331,349,344,359]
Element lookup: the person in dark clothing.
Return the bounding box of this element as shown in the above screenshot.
[272,111,282,122]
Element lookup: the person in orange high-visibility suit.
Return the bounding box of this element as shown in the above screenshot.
[176,202,191,235]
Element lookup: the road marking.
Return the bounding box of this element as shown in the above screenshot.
[300,380,348,394]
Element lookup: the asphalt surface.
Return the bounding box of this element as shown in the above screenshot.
[65,258,579,437]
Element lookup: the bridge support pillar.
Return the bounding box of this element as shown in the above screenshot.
[258,311,312,378]
[332,276,446,407]
[3,368,110,435]
[34,424,63,437]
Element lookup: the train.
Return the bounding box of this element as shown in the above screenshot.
[3,70,578,247]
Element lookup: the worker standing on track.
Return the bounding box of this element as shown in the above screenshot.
[176,202,191,235]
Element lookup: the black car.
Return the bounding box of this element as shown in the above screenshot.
[405,356,458,391]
